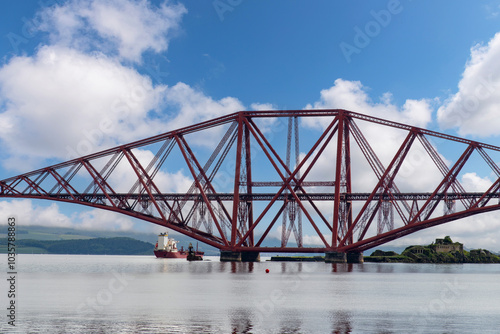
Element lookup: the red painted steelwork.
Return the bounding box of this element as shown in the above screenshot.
[1,109,500,253]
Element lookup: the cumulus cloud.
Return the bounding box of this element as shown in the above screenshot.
[249,102,282,134]
[105,148,193,193]
[0,0,249,235]
[0,199,153,231]
[387,213,500,252]
[163,82,244,131]
[301,78,437,193]
[38,0,187,63]
[422,31,500,250]
[0,45,167,168]
[0,0,243,168]
[437,32,500,136]
[290,79,451,246]
[3,0,498,247]
[305,79,432,129]
[0,49,248,171]
[0,0,196,172]
[268,225,331,247]
[0,200,73,228]
[381,172,500,251]
[250,103,275,111]
[460,172,492,192]
[77,208,137,231]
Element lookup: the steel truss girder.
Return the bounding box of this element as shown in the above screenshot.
[2,109,500,253]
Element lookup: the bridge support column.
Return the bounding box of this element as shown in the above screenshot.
[220,251,260,262]
[325,251,347,263]
[241,251,260,262]
[346,251,364,263]
[325,251,364,263]
[220,251,241,262]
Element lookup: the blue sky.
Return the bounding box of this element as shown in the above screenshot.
[156,1,498,108]
[3,1,497,111]
[2,0,500,250]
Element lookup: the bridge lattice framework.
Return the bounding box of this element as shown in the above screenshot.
[2,110,500,259]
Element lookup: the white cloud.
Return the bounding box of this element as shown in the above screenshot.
[0,198,162,232]
[460,172,492,192]
[0,45,168,169]
[302,79,436,193]
[0,0,245,235]
[3,0,499,248]
[268,225,331,247]
[0,200,73,229]
[0,48,245,233]
[0,47,248,171]
[77,208,136,231]
[304,78,432,129]
[437,32,500,136]
[302,234,331,247]
[163,82,245,131]
[106,148,193,193]
[387,213,500,252]
[250,103,275,111]
[39,0,187,63]
[250,102,281,134]
[295,79,500,251]
[380,170,500,251]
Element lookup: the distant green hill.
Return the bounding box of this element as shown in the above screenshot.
[0,225,220,255]
[0,237,154,255]
[0,225,157,242]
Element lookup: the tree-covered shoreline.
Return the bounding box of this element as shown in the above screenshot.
[365,236,500,263]
[0,237,154,255]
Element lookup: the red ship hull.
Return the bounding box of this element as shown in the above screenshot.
[154,250,204,258]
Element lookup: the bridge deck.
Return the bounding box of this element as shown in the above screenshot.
[1,192,495,201]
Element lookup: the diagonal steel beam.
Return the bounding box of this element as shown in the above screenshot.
[121,148,170,221]
[411,144,476,223]
[349,118,411,225]
[20,175,49,196]
[235,116,340,248]
[81,159,123,209]
[46,168,80,201]
[340,130,417,247]
[175,135,229,246]
[418,133,472,210]
[177,134,238,240]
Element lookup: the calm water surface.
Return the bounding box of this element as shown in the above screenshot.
[2,254,500,333]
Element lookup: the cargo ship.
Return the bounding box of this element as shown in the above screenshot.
[154,232,204,259]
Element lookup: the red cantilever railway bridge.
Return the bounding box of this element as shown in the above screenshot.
[2,109,500,262]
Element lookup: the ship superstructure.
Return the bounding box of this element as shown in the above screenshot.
[154,232,204,259]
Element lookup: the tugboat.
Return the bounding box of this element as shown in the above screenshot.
[187,243,203,261]
[154,232,204,259]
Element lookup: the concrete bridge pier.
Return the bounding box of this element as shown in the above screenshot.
[220,251,260,262]
[325,251,346,263]
[325,251,363,263]
[346,251,364,263]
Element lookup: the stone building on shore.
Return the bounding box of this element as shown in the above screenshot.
[433,237,463,254]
